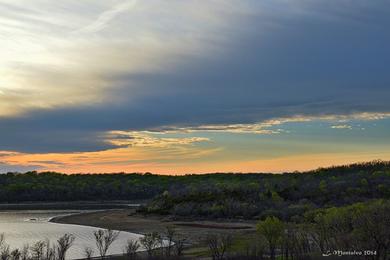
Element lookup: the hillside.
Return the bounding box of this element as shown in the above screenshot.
[0,161,388,221]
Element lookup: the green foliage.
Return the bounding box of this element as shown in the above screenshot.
[0,172,172,202]
[257,216,284,245]
[257,216,284,260]
[304,200,390,259]
[1,161,390,223]
[319,180,327,192]
[141,161,390,220]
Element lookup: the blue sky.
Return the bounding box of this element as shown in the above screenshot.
[0,0,389,173]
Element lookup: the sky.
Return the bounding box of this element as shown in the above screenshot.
[1,0,390,174]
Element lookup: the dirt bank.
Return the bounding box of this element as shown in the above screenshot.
[51,209,256,246]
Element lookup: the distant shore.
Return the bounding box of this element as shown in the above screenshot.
[0,201,142,210]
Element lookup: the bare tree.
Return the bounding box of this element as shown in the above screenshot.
[0,234,5,250]
[174,236,186,257]
[84,247,94,260]
[31,241,45,260]
[20,245,29,260]
[139,232,160,257]
[56,234,75,260]
[1,245,10,260]
[164,226,175,257]
[10,249,21,260]
[43,239,55,260]
[93,229,120,259]
[123,240,140,260]
[243,239,266,259]
[206,234,232,260]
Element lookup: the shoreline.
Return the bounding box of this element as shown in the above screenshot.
[0,201,142,211]
[50,209,257,247]
[0,209,145,260]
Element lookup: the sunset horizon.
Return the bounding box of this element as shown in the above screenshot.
[1,1,390,174]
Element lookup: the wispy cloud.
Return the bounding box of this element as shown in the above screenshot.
[331,124,352,129]
[0,143,221,173]
[0,0,244,117]
[143,113,390,135]
[75,0,138,33]
[106,131,210,147]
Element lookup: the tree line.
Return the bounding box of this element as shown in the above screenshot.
[140,161,390,220]
[0,161,389,208]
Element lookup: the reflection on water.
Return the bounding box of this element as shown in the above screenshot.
[0,210,143,259]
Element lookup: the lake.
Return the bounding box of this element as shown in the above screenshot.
[0,210,144,259]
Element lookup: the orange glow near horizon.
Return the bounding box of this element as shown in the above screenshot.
[1,147,389,175]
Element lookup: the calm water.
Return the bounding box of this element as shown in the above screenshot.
[0,210,144,259]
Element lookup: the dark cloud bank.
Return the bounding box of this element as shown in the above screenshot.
[1,0,389,153]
